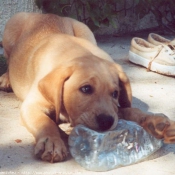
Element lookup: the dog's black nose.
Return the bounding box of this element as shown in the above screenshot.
[96,114,114,131]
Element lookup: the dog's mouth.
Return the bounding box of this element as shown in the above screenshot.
[71,112,118,132]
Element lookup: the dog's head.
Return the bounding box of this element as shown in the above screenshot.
[38,55,132,131]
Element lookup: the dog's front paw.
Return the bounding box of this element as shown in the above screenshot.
[141,113,170,140]
[141,113,175,143]
[163,120,175,143]
[0,72,12,92]
[34,136,68,163]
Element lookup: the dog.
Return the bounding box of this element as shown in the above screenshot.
[0,12,175,163]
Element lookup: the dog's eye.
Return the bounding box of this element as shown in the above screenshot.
[112,90,118,99]
[80,85,93,94]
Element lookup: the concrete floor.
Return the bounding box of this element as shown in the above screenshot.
[0,34,175,175]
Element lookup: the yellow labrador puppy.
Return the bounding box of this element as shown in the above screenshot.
[0,12,175,163]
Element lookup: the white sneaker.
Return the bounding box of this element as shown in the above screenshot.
[148,33,175,47]
[129,37,175,76]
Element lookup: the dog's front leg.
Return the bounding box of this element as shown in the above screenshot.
[20,99,68,163]
[118,107,175,144]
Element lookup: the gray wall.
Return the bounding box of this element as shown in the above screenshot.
[0,0,40,40]
[0,0,159,40]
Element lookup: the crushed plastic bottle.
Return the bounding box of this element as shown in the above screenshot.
[68,119,163,172]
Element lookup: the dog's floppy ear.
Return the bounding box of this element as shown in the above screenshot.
[38,64,74,123]
[114,64,132,108]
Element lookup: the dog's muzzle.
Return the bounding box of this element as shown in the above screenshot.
[96,114,114,131]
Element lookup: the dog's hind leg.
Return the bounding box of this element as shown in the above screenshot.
[0,72,12,92]
[0,41,12,92]
[71,19,97,45]
[0,49,12,92]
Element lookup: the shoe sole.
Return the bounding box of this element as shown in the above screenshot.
[129,51,175,76]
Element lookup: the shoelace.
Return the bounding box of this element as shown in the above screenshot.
[147,45,163,71]
[147,44,175,71]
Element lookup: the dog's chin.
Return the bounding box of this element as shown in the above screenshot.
[73,119,98,131]
[73,115,118,132]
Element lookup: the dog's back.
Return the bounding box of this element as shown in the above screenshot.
[2,12,96,59]
[2,12,99,100]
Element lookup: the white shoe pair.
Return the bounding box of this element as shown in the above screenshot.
[129,33,175,76]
